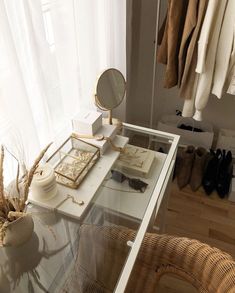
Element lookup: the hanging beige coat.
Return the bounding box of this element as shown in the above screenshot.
[226,34,235,94]
[193,0,227,120]
[157,0,189,88]
[178,0,199,88]
[179,0,209,100]
[182,0,227,120]
[212,0,235,99]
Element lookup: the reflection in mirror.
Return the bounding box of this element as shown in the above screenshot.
[95,68,126,124]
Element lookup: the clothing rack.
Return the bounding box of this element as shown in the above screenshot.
[150,0,161,130]
[149,0,162,148]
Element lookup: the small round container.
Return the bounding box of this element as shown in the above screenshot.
[31,164,57,201]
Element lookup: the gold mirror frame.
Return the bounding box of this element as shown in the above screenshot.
[95,68,126,124]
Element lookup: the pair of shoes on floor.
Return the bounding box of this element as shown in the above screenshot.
[202,149,233,197]
[178,124,203,132]
[175,145,207,191]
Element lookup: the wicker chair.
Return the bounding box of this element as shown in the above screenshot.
[61,225,235,293]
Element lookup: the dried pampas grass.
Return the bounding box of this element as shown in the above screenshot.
[0,146,6,213]
[0,221,8,247]
[22,142,52,209]
[0,142,52,222]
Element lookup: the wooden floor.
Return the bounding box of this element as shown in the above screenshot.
[164,181,235,258]
[154,180,235,292]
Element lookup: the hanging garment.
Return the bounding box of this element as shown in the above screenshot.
[211,0,235,99]
[180,0,208,100]
[178,0,199,87]
[195,1,223,74]
[157,15,168,64]
[157,1,170,65]
[214,1,235,96]
[193,0,227,120]
[157,0,189,88]
[182,0,227,120]
[227,65,235,94]
[182,74,199,117]
[225,31,235,94]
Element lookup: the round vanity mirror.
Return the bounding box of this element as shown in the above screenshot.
[95,68,126,124]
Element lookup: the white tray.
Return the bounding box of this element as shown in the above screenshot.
[28,135,129,220]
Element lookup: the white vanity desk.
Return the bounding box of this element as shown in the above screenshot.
[89,123,179,293]
[0,123,179,293]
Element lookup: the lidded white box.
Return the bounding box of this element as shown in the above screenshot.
[114,144,155,178]
[72,110,102,135]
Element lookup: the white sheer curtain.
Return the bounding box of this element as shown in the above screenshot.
[0,0,126,181]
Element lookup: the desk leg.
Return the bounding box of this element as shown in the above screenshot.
[149,159,175,233]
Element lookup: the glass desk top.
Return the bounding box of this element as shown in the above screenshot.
[0,123,179,293]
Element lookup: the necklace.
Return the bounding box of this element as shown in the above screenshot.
[55,194,84,209]
[72,133,124,152]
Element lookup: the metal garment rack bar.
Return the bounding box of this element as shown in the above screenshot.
[148,0,162,149]
[150,0,161,130]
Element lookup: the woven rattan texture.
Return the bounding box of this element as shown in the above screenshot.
[61,225,235,293]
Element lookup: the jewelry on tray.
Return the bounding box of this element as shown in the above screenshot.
[55,194,84,209]
[67,194,84,206]
[72,132,124,152]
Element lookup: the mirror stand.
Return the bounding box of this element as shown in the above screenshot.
[109,109,112,125]
[95,94,113,125]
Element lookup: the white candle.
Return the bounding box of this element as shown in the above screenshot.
[31,163,57,201]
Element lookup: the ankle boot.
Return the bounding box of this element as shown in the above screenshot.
[173,147,184,180]
[202,149,222,195]
[177,145,195,189]
[216,150,233,198]
[190,147,207,192]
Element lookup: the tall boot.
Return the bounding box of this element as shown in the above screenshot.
[173,147,184,180]
[177,145,195,189]
[202,149,222,195]
[216,150,233,198]
[190,147,207,192]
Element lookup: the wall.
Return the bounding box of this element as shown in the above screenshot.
[126,0,158,125]
[126,0,235,133]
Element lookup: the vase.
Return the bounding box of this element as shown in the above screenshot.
[2,214,34,247]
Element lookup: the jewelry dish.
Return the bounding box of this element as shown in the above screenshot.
[46,135,100,189]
